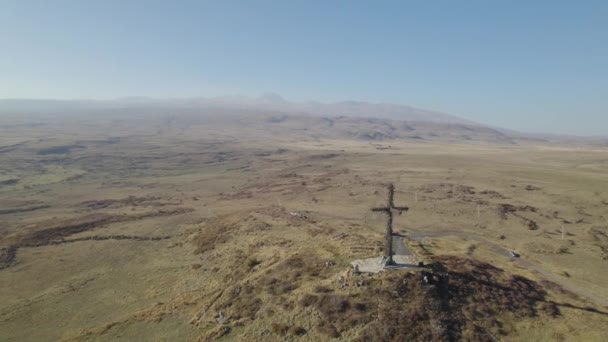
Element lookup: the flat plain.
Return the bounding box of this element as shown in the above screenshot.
[1,112,608,341]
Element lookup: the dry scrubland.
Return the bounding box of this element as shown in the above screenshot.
[1,113,608,341]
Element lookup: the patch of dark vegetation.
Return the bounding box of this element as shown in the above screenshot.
[355,256,566,341]
[80,195,180,210]
[277,172,299,178]
[520,205,538,212]
[37,144,85,155]
[288,325,307,336]
[216,284,263,321]
[271,323,289,335]
[299,294,318,307]
[401,123,416,131]
[206,325,231,340]
[310,153,339,159]
[0,142,25,154]
[588,227,608,260]
[267,115,288,123]
[60,234,171,244]
[18,214,113,247]
[197,151,240,166]
[314,285,334,293]
[527,220,539,230]
[479,190,507,199]
[503,204,527,215]
[18,209,189,248]
[253,151,274,157]
[451,184,475,195]
[220,190,254,200]
[74,137,121,146]
[0,178,19,186]
[300,293,373,333]
[354,131,395,140]
[497,203,537,218]
[321,117,335,127]
[0,245,18,270]
[538,302,560,318]
[317,321,340,338]
[262,278,297,296]
[0,234,171,269]
[466,244,477,255]
[1,208,190,270]
[260,253,334,296]
[419,183,477,200]
[271,323,305,336]
[497,203,539,230]
[0,204,50,215]
[245,257,261,270]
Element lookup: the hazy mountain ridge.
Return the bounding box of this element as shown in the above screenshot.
[198,94,477,125]
[175,113,520,145]
[0,96,473,125]
[0,97,606,146]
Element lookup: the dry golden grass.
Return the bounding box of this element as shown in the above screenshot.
[1,113,607,341]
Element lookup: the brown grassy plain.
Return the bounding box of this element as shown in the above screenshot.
[1,112,607,341]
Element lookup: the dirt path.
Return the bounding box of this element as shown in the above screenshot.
[408,229,608,308]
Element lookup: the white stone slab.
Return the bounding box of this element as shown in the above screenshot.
[351,255,419,273]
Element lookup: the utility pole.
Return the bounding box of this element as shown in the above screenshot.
[477,203,480,219]
[561,224,564,240]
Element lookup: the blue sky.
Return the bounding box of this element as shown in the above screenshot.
[1,1,607,135]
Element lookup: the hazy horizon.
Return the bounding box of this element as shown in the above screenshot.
[1,1,607,135]
[2,93,608,138]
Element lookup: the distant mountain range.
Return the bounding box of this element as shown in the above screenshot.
[0,95,474,125]
[186,93,476,125]
[0,96,605,145]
